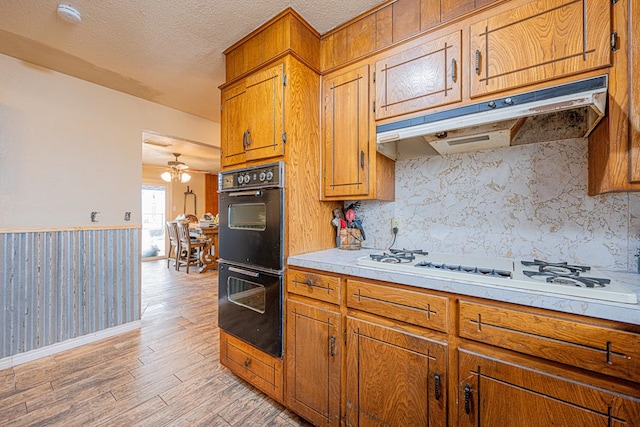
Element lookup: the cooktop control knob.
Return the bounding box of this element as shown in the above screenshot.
[237,175,243,185]
[243,174,250,184]
[265,171,273,181]
[259,172,266,181]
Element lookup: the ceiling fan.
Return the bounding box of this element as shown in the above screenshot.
[161,153,207,183]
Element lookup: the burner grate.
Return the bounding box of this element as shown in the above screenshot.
[523,271,610,288]
[370,249,428,264]
[521,260,590,275]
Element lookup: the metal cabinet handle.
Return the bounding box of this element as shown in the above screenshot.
[475,50,481,75]
[434,373,441,400]
[464,384,472,414]
[360,151,365,169]
[245,130,251,147]
[242,130,248,148]
[330,336,336,357]
[451,59,457,82]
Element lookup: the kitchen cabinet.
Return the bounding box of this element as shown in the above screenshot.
[374,30,462,121]
[321,63,395,200]
[588,0,640,194]
[469,0,611,98]
[285,269,342,427]
[345,316,448,427]
[219,330,284,403]
[344,278,449,426]
[458,347,640,426]
[220,62,285,168]
[285,298,341,427]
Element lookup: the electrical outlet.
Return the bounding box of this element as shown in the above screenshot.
[124,212,131,221]
[391,217,401,235]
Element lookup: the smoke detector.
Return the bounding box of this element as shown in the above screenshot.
[57,4,82,24]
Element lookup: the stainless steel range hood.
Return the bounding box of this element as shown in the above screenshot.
[376,75,608,160]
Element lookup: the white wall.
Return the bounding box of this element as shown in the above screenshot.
[0,53,219,229]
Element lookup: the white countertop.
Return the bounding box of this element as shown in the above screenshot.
[288,248,640,326]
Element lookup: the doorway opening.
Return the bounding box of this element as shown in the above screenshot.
[141,183,168,260]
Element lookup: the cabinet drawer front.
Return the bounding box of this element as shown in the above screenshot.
[459,300,640,383]
[287,269,341,305]
[375,30,462,121]
[220,331,284,402]
[346,279,448,332]
[469,0,610,98]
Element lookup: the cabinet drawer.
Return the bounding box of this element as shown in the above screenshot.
[346,279,449,332]
[287,269,341,305]
[459,300,640,383]
[220,331,284,403]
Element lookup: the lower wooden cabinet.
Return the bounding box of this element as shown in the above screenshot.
[344,316,448,427]
[458,347,640,426]
[219,330,284,403]
[285,298,341,427]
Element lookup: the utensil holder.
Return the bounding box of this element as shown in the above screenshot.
[338,228,362,250]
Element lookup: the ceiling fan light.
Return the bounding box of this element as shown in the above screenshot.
[161,171,172,182]
[181,172,192,183]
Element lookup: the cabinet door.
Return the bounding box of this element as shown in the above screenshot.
[244,63,285,162]
[458,349,640,426]
[345,317,447,427]
[375,30,462,120]
[286,299,341,427]
[322,65,370,199]
[469,0,611,98]
[220,81,248,167]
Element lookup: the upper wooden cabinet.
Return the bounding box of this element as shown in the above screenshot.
[469,0,611,98]
[374,30,462,120]
[220,63,285,168]
[322,64,370,199]
[588,0,640,194]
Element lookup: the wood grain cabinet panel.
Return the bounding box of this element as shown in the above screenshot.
[322,64,371,199]
[458,349,640,427]
[345,317,448,427]
[630,0,640,182]
[287,269,341,305]
[286,299,341,427]
[458,300,640,383]
[375,30,462,121]
[220,330,284,403]
[347,279,449,332]
[469,0,611,98]
[220,62,285,167]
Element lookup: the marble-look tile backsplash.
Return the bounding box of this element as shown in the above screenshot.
[356,138,640,270]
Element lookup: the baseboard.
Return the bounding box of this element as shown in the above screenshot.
[0,320,142,370]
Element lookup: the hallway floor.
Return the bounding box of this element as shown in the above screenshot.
[0,260,310,426]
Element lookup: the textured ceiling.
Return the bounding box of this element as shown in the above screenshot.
[0,0,387,173]
[0,0,387,123]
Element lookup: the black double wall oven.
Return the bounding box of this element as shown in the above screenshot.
[217,162,284,357]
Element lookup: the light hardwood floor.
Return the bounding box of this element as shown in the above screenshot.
[0,260,311,426]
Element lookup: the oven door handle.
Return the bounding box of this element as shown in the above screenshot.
[228,190,263,198]
[228,266,260,278]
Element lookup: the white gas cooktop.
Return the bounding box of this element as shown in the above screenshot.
[356,250,638,304]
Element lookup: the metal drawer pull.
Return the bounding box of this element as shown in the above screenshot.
[464,384,472,414]
[434,373,441,400]
[229,266,260,278]
[244,358,251,368]
[451,59,457,82]
[306,279,313,287]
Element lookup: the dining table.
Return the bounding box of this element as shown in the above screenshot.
[190,226,218,273]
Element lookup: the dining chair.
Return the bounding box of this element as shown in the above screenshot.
[166,221,181,270]
[176,221,206,273]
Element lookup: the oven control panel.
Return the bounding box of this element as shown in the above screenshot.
[219,161,284,191]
